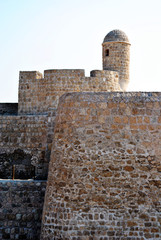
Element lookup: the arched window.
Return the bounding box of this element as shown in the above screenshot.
[105,49,109,56]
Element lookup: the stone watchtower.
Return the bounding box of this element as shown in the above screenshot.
[102,29,130,91]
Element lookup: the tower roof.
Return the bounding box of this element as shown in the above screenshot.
[103,29,129,43]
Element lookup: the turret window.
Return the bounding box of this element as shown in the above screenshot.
[105,49,109,56]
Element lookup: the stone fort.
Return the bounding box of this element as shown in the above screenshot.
[0,29,161,240]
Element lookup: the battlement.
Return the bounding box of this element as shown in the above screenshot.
[90,69,117,77]
[44,69,85,78]
[0,29,141,240]
[19,71,43,80]
[18,68,121,115]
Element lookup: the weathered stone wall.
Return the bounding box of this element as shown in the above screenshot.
[102,42,130,91]
[41,92,161,239]
[18,71,48,115]
[0,180,46,240]
[0,115,49,180]
[18,69,121,114]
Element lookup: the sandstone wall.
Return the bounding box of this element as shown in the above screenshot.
[0,115,49,180]
[18,70,121,114]
[18,71,46,115]
[41,92,161,240]
[102,43,130,91]
[0,113,56,240]
[0,180,46,240]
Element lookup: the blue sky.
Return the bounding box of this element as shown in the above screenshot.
[0,0,161,102]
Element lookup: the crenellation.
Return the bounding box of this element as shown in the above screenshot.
[1,29,161,240]
[90,69,118,78]
[19,71,43,80]
[19,67,122,115]
[44,69,85,78]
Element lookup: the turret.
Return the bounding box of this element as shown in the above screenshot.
[102,29,130,91]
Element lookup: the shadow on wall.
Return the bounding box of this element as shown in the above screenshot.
[0,149,46,180]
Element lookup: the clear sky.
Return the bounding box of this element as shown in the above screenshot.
[0,0,161,102]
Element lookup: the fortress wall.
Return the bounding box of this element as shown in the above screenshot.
[46,108,57,154]
[18,70,85,114]
[90,69,118,79]
[0,115,48,179]
[44,69,85,78]
[18,69,121,114]
[41,92,161,239]
[18,71,47,114]
[43,73,121,110]
[0,180,46,240]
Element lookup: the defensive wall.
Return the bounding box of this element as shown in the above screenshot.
[18,70,120,114]
[0,68,121,240]
[0,114,48,180]
[2,29,161,240]
[0,180,46,240]
[0,111,49,239]
[41,92,161,239]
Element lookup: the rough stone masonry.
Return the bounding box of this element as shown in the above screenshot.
[1,29,161,240]
[41,92,161,239]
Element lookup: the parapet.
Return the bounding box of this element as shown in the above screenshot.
[18,68,122,114]
[19,71,43,80]
[90,69,119,79]
[44,69,85,78]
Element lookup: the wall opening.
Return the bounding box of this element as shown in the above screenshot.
[105,49,109,56]
[0,149,35,180]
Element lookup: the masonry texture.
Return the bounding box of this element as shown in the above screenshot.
[41,92,161,239]
[0,180,46,240]
[2,29,161,240]
[0,63,122,239]
[102,30,130,91]
[18,69,121,115]
[0,115,49,180]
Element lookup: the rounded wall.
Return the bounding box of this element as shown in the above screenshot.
[102,42,130,91]
[90,70,121,91]
[41,92,161,240]
[90,69,119,79]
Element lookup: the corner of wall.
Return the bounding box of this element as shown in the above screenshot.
[19,71,43,80]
